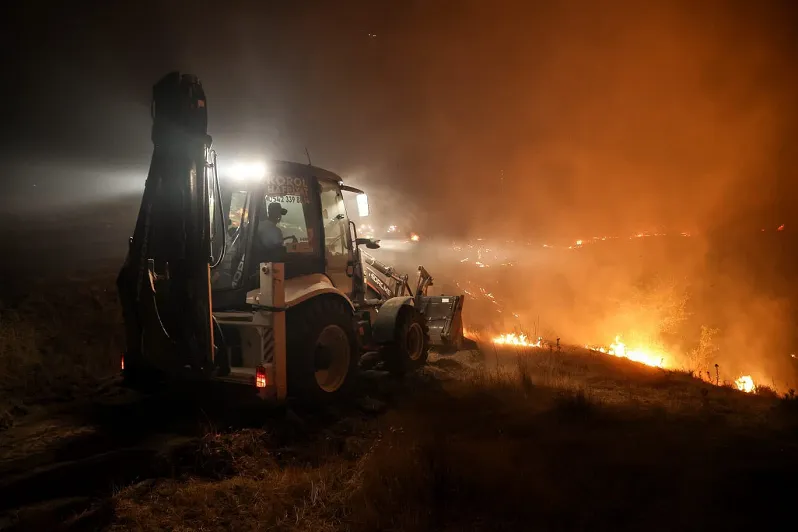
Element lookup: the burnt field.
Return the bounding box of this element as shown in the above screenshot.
[2,219,798,530]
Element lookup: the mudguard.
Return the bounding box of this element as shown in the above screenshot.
[246,273,355,313]
[371,296,414,344]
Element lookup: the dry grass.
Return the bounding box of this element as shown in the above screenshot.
[0,273,122,427]
[111,343,798,531]
[3,280,798,530]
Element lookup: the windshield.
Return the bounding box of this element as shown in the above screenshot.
[211,185,250,291]
[211,172,321,292]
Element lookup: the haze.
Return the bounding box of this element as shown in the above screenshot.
[4,0,796,238]
[3,1,798,388]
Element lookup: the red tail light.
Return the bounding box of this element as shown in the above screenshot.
[121,354,125,371]
[256,365,267,388]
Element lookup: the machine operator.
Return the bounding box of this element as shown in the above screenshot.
[258,201,287,250]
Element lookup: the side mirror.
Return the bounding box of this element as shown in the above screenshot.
[356,237,381,249]
[356,193,370,217]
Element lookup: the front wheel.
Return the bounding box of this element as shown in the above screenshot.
[384,306,430,376]
[286,297,359,404]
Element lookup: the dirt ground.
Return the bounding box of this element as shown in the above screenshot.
[2,276,798,531]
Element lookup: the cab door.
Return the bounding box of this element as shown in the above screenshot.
[319,181,354,293]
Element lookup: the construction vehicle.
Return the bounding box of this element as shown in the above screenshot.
[117,71,466,402]
[362,252,466,353]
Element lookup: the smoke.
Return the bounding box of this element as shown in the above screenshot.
[5,1,798,387]
[350,0,798,389]
[7,0,796,238]
[382,0,796,239]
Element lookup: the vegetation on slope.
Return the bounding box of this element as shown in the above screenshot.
[2,276,798,531]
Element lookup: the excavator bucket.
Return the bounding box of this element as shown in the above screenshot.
[417,294,466,353]
[361,251,469,352]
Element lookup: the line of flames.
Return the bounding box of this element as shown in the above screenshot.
[582,336,757,393]
[492,332,542,347]
[474,330,758,394]
[585,337,757,393]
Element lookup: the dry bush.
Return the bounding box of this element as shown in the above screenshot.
[685,325,720,376]
[515,352,534,394]
[754,383,779,398]
[114,463,354,532]
[553,387,596,419]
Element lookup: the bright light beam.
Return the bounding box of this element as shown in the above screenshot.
[228,161,267,181]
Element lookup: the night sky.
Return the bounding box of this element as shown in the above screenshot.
[4,0,798,239]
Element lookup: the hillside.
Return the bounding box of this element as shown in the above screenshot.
[1,274,797,531]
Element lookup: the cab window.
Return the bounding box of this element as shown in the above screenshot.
[257,174,316,255]
[319,181,349,257]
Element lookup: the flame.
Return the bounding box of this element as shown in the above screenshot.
[493,333,542,347]
[410,233,420,241]
[735,375,755,393]
[451,238,771,392]
[587,336,666,368]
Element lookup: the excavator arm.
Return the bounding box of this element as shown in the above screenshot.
[117,72,216,378]
[361,251,466,352]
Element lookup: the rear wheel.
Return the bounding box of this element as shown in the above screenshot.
[286,297,359,404]
[384,306,430,376]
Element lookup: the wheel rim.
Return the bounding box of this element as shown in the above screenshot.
[314,325,351,393]
[407,322,425,361]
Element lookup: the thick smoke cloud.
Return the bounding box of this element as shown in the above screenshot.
[6,0,797,237]
[4,1,798,388]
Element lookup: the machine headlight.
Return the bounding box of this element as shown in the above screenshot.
[356,193,370,217]
[228,161,267,181]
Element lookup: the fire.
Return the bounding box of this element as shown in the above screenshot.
[493,332,541,347]
[735,375,755,393]
[410,233,420,241]
[587,336,666,368]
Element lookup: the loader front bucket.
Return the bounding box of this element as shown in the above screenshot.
[418,295,466,353]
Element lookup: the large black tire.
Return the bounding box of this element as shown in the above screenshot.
[384,306,430,376]
[286,297,359,404]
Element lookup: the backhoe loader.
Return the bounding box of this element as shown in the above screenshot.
[117,72,466,402]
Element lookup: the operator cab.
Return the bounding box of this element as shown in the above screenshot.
[210,160,370,311]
